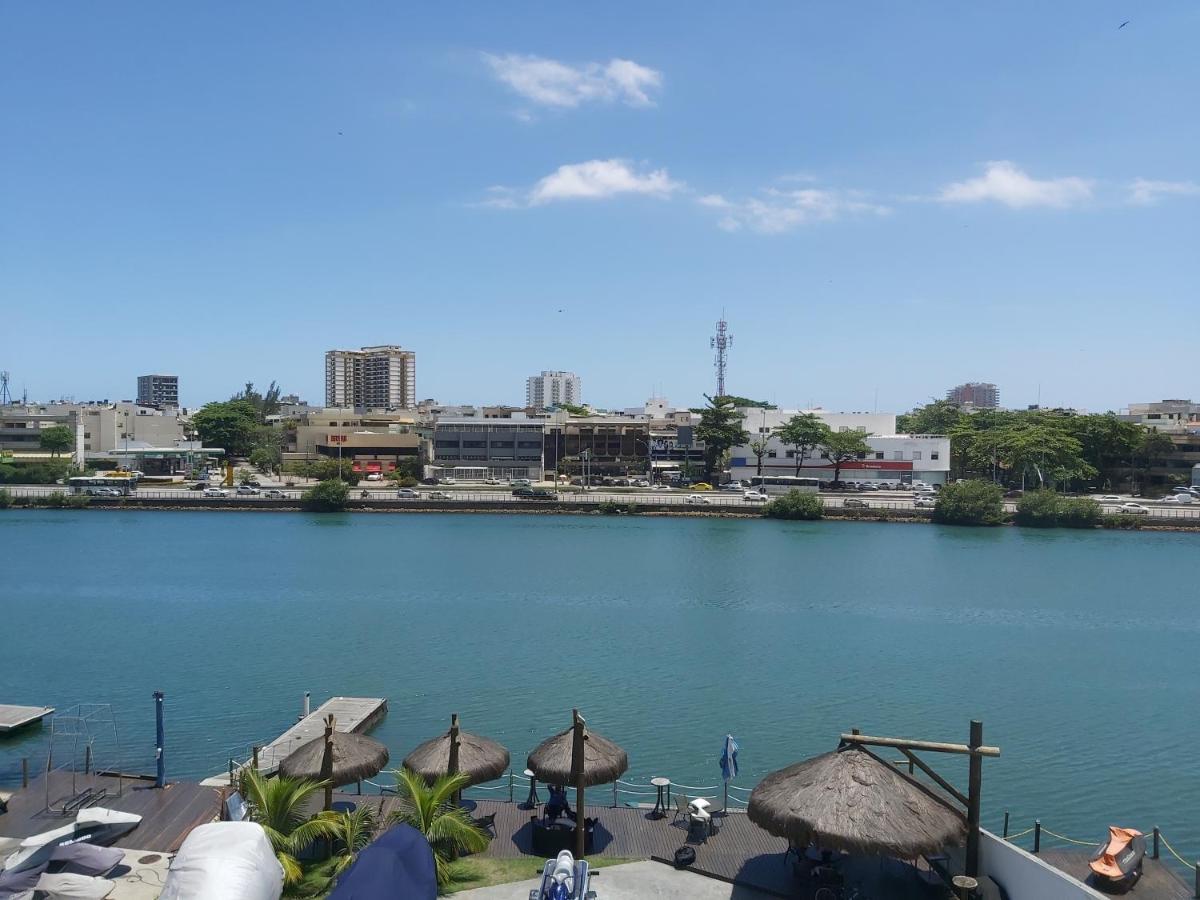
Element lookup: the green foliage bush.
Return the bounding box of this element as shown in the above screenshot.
[763,490,824,520]
[597,500,639,515]
[1101,513,1143,530]
[1015,490,1101,528]
[395,475,419,488]
[0,461,73,485]
[301,479,349,512]
[0,488,10,508]
[931,481,1004,526]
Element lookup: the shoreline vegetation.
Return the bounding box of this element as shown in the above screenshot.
[2,486,1197,533]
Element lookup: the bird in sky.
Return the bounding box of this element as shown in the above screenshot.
[1119,20,1130,28]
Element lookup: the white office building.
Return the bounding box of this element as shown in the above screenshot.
[526,371,581,409]
[325,346,416,409]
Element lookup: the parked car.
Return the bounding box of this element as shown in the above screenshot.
[235,485,260,495]
[513,487,556,500]
[685,494,712,505]
[202,488,229,498]
[1119,503,1149,515]
[421,477,440,485]
[365,473,383,481]
[396,488,420,499]
[262,489,286,499]
[631,479,650,488]
[742,491,769,502]
[914,497,937,509]
[843,498,869,508]
[428,491,454,500]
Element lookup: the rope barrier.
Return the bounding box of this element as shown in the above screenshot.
[1003,827,1036,841]
[1039,827,1099,847]
[1158,833,1195,869]
[669,782,721,791]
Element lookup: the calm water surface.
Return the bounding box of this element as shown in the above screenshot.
[1,511,1196,858]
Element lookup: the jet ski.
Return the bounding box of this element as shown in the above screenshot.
[528,850,595,900]
[2,807,141,874]
[1088,826,1145,894]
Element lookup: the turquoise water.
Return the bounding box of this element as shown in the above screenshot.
[1,511,1197,859]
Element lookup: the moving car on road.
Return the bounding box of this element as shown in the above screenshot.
[396,488,420,499]
[428,491,454,500]
[510,478,533,487]
[843,498,869,508]
[202,488,229,498]
[1096,495,1122,503]
[1119,503,1149,515]
[914,497,937,509]
[513,487,556,500]
[742,491,769,502]
[484,477,502,485]
[1163,494,1193,504]
[236,485,260,495]
[263,489,286,499]
[685,494,712,505]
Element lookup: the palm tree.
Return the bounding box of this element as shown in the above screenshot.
[388,768,490,886]
[326,804,379,876]
[240,768,341,886]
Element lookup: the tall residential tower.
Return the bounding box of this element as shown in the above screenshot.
[526,370,581,409]
[325,346,416,409]
[136,374,179,408]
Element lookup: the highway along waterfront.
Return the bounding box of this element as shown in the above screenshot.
[0,510,1196,862]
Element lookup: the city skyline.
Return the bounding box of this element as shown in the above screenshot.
[2,3,1197,410]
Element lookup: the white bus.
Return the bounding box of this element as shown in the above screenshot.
[747,475,822,495]
[68,475,137,496]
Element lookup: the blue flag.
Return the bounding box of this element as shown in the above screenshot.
[720,734,739,782]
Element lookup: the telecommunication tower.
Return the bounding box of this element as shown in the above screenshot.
[710,316,732,397]
[0,371,11,405]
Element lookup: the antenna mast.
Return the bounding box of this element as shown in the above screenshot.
[710,315,732,397]
[0,371,11,405]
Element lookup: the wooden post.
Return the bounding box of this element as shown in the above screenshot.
[320,715,335,812]
[1194,861,1198,900]
[612,782,617,807]
[1033,820,1041,853]
[965,720,983,879]
[252,746,260,771]
[449,714,461,806]
[509,771,514,804]
[85,745,92,775]
[22,757,28,788]
[572,709,588,860]
[1003,810,1010,839]
[1152,826,1159,859]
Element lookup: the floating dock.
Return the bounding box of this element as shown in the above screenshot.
[0,704,54,734]
[203,696,387,785]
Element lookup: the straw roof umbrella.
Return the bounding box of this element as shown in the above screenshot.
[279,715,390,811]
[747,744,966,858]
[403,713,510,798]
[527,709,628,858]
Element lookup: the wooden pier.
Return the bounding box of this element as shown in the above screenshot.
[203,696,387,784]
[0,704,54,734]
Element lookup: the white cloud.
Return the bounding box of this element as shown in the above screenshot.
[1128,178,1200,205]
[483,159,682,208]
[698,187,890,234]
[482,53,662,108]
[938,161,1093,209]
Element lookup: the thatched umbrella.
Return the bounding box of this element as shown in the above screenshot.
[747,744,966,858]
[403,713,510,799]
[279,715,390,811]
[527,709,628,858]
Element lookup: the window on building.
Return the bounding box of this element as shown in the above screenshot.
[785,449,795,458]
[462,440,486,448]
[913,451,922,460]
[875,451,884,460]
[931,451,939,460]
[893,451,904,460]
[767,450,777,458]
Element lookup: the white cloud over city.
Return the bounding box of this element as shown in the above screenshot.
[483,53,662,108]
[1127,178,1200,205]
[481,159,682,208]
[938,161,1093,209]
[697,188,890,233]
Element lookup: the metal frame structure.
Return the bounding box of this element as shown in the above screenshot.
[43,703,125,813]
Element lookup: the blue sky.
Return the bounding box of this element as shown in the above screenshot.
[2,2,1197,412]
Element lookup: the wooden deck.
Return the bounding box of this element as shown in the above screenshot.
[203,695,387,783]
[0,771,220,853]
[1040,849,1194,900]
[0,704,54,733]
[338,794,953,898]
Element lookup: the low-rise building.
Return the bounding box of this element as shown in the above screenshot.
[432,418,545,481]
[285,408,425,476]
[1120,399,1200,432]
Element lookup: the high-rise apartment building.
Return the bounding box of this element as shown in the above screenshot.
[526,371,581,409]
[946,382,999,409]
[136,374,179,408]
[325,346,416,409]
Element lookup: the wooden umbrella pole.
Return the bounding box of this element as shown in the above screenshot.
[450,713,461,805]
[321,715,336,812]
[572,709,588,859]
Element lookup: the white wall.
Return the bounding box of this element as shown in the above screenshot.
[980,830,1107,900]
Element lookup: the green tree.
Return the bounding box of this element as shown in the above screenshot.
[1014,489,1063,527]
[232,381,283,422]
[763,490,824,520]
[191,400,261,456]
[695,395,749,479]
[749,435,771,476]
[992,423,1095,489]
[388,769,489,888]
[1135,431,1176,493]
[896,400,965,436]
[777,413,832,476]
[39,425,74,458]
[248,447,278,473]
[932,480,1004,526]
[0,488,11,508]
[326,805,378,876]
[819,430,871,484]
[720,396,776,409]
[302,479,350,512]
[240,769,340,886]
